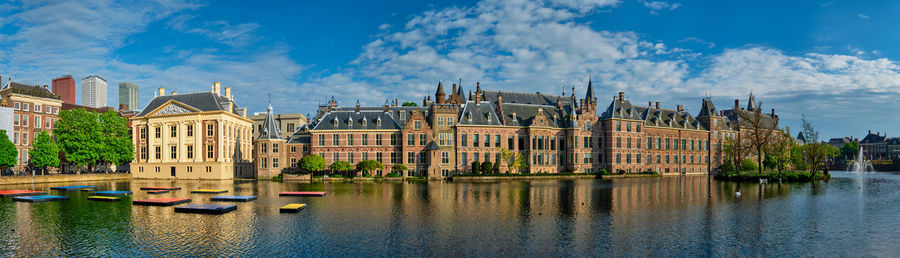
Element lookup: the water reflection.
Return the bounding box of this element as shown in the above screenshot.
[0,173,898,256]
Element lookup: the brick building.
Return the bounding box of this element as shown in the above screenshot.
[0,79,63,171]
[257,79,778,178]
[52,75,76,104]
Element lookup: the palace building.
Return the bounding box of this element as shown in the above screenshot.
[256,78,779,179]
[130,82,254,179]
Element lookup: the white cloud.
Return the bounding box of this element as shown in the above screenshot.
[167,14,261,48]
[679,37,715,49]
[857,13,870,19]
[640,0,680,15]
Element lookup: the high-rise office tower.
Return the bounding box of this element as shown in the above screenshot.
[81,75,107,108]
[118,82,139,110]
[52,75,76,104]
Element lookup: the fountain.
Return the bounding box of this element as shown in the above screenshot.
[848,147,875,173]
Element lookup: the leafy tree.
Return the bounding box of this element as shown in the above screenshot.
[802,142,838,180]
[499,148,527,173]
[0,130,16,173]
[391,163,408,174]
[55,109,103,174]
[329,161,353,172]
[98,110,133,171]
[29,131,60,175]
[492,162,500,173]
[763,153,777,170]
[790,144,808,171]
[800,114,819,143]
[720,159,735,174]
[740,158,758,172]
[481,161,493,174]
[401,102,418,107]
[298,154,327,172]
[356,160,383,175]
[737,105,780,174]
[840,141,859,160]
[471,161,481,174]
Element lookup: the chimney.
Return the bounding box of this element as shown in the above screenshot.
[452,84,457,98]
[395,99,398,107]
[771,108,775,116]
[497,92,504,123]
[154,91,157,98]
[242,109,247,117]
[868,130,871,135]
[225,87,232,100]
[677,105,683,112]
[158,87,165,96]
[648,101,652,108]
[119,104,129,111]
[355,100,360,113]
[734,99,739,110]
[213,82,221,95]
[655,102,660,109]
[618,92,624,102]
[171,91,177,95]
[43,85,48,89]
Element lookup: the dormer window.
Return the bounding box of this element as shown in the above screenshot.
[376,117,382,127]
[347,117,353,127]
[486,113,492,122]
[333,118,338,127]
[467,112,472,122]
[511,113,517,122]
[362,117,367,127]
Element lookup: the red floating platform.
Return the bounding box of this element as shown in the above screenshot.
[279,191,327,197]
[133,198,191,206]
[0,190,46,197]
[140,187,181,191]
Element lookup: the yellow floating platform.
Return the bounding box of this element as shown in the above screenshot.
[87,196,121,202]
[280,203,306,213]
[190,189,228,194]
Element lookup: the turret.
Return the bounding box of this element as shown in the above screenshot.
[435,81,446,104]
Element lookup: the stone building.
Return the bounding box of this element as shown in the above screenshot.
[130,82,254,179]
[257,79,778,178]
[0,80,63,171]
[248,111,307,139]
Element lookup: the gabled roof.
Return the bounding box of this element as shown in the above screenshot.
[634,106,706,130]
[696,98,717,118]
[137,92,239,117]
[458,101,503,126]
[600,98,643,120]
[2,82,59,100]
[424,141,440,151]
[481,90,573,107]
[721,108,778,130]
[499,103,569,127]
[861,133,886,144]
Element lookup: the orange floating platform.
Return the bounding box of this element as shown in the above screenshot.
[133,198,191,206]
[140,187,181,191]
[0,190,46,197]
[279,191,327,197]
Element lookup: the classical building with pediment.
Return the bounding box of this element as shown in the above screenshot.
[130,82,254,179]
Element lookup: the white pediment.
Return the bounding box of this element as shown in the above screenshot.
[150,101,199,116]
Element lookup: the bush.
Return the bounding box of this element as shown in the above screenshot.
[720,159,735,173]
[740,158,757,172]
[329,174,343,178]
[298,154,327,172]
[481,161,493,174]
[330,161,354,172]
[391,163,408,173]
[471,161,481,174]
[363,172,371,177]
[271,174,283,181]
[386,172,400,177]
[599,169,610,175]
[492,162,500,173]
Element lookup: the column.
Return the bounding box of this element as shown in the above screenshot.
[194,120,202,162]
[217,120,224,162]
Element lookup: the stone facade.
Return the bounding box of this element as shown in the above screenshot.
[257,79,778,178]
[130,83,254,179]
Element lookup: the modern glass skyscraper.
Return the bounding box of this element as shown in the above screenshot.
[119,82,139,110]
[81,75,107,108]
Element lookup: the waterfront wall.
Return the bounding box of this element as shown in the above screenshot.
[452,174,599,181]
[0,174,131,185]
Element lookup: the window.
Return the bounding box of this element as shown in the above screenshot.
[318,135,325,146]
[187,145,194,159]
[207,145,214,159]
[207,124,214,136]
[376,153,383,163]
[187,125,193,136]
[636,125,641,132]
[626,122,631,132]
[290,146,297,153]
[333,134,339,145]
[637,154,642,164]
[287,123,295,131]
[13,103,19,109]
[583,153,591,163]
[362,134,368,145]
[390,134,397,145]
[12,132,18,144]
[140,147,147,160]
[616,120,621,131]
[473,134,480,147]
[45,117,51,129]
[414,121,422,130]
[273,143,279,153]
[170,125,177,137]
[461,134,468,147]
[34,116,41,128]
[508,136,514,150]
[484,134,490,147]
[584,136,590,148]
[408,152,415,163]
[474,152,479,162]
[442,152,449,163]
[22,115,28,127]
[682,139,687,150]
[407,134,415,145]
[273,158,279,168]
[22,132,28,145]
[656,154,661,163]
[616,137,621,148]
[390,152,397,164]
[666,138,670,150]
[616,153,621,164]
[13,114,19,126]
[155,146,161,160]
[419,134,426,145]
[363,152,369,160]
[438,117,444,126]
[627,138,632,149]
[376,134,383,145]
[291,158,297,166]
[647,138,652,149]
[495,135,501,147]
[23,103,29,111]
[170,146,177,159]
[333,153,339,162]
[261,158,267,168]
[206,166,212,173]
[261,143,267,153]
[461,152,468,164]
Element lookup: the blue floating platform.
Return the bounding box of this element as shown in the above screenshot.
[93,191,132,196]
[174,204,237,214]
[210,195,257,202]
[13,195,69,203]
[50,185,97,191]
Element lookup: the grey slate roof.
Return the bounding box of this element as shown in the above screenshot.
[600,98,643,120]
[458,101,503,126]
[721,108,778,130]
[257,102,282,140]
[633,106,706,130]
[481,90,573,107]
[499,103,569,127]
[314,105,427,126]
[861,133,886,144]
[2,82,58,100]
[697,98,717,118]
[311,111,401,130]
[137,92,240,117]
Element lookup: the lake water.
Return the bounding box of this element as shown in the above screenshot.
[0,172,897,256]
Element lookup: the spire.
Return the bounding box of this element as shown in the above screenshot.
[747,91,756,111]
[436,81,445,96]
[585,72,594,100]
[258,97,282,140]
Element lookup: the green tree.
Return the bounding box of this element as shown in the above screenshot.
[356,160,383,176]
[298,154,327,172]
[763,153,777,170]
[790,144,808,171]
[499,148,527,174]
[391,163,408,174]
[401,102,418,107]
[330,161,353,173]
[471,161,481,174]
[29,131,60,175]
[481,161,493,174]
[740,158,758,172]
[0,130,17,173]
[98,110,134,172]
[492,162,500,173]
[840,141,859,160]
[720,159,735,174]
[55,109,102,174]
[802,142,838,180]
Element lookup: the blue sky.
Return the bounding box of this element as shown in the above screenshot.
[1,0,900,140]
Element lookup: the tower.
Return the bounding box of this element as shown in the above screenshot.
[254,98,287,178]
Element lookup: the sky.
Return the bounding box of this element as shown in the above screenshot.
[1,0,899,140]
